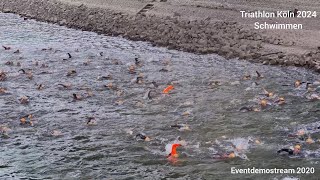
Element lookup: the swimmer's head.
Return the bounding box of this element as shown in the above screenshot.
[228,152,236,158]
[293,144,301,154]
[296,129,305,136]
[306,136,314,144]
[294,80,301,88]
[255,139,261,144]
[260,99,268,107]
[277,97,285,105]
[20,117,26,124]
[136,133,150,142]
[169,143,181,158]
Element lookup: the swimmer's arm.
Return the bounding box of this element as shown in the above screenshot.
[277,148,293,155]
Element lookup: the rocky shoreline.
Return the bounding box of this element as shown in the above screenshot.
[0,0,319,72]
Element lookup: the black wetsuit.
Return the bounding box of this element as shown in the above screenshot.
[136,133,147,140]
[277,148,294,155]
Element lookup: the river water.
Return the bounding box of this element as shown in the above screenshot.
[0,13,319,180]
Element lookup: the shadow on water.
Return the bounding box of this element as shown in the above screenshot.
[0,13,319,179]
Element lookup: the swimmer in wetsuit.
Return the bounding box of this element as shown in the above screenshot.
[135,133,151,141]
[277,144,301,156]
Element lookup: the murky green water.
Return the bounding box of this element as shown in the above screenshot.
[0,13,319,180]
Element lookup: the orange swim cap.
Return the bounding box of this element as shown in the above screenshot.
[163,85,174,94]
[170,143,181,157]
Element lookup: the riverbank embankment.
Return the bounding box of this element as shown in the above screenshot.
[0,0,319,72]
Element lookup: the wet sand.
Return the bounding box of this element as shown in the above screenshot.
[0,0,320,72]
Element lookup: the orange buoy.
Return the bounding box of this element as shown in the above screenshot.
[163,85,174,94]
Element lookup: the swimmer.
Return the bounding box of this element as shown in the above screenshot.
[128,65,136,74]
[0,125,11,136]
[2,45,11,50]
[63,53,72,60]
[296,129,306,136]
[97,74,112,81]
[105,82,118,91]
[306,136,314,144]
[83,60,91,66]
[151,81,158,88]
[115,89,124,97]
[13,49,20,54]
[0,71,6,81]
[18,69,33,79]
[260,99,268,107]
[277,144,301,156]
[256,71,263,79]
[159,68,169,72]
[143,89,153,100]
[163,85,174,94]
[73,93,82,100]
[19,96,29,104]
[135,133,151,142]
[294,80,306,88]
[0,87,6,94]
[18,69,26,74]
[51,130,62,136]
[66,69,77,77]
[223,152,236,158]
[86,117,97,125]
[86,89,94,97]
[41,48,53,51]
[213,151,236,159]
[57,83,72,89]
[36,84,44,90]
[307,94,320,100]
[182,110,192,116]
[170,124,191,131]
[262,88,274,97]
[306,83,316,92]
[40,63,48,68]
[243,74,251,80]
[5,61,13,66]
[163,58,171,66]
[115,99,124,105]
[166,143,182,158]
[274,97,285,105]
[136,76,143,84]
[112,59,120,65]
[20,114,33,126]
[239,106,260,112]
[135,57,142,66]
[288,129,309,140]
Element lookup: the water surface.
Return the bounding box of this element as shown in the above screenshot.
[0,13,319,180]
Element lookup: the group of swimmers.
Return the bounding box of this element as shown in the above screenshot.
[130,69,320,160]
[1,45,320,162]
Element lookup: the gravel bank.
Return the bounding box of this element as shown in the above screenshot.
[0,0,320,72]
